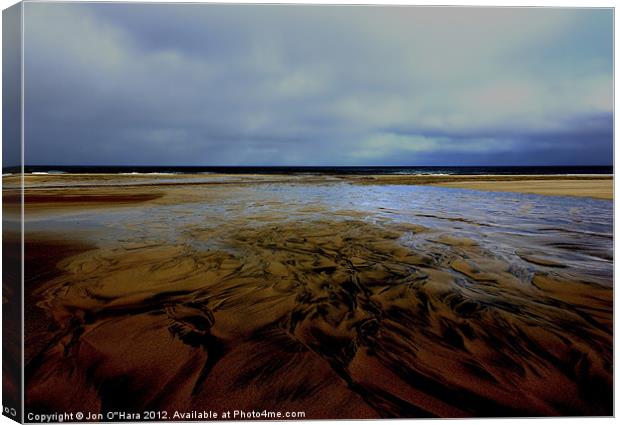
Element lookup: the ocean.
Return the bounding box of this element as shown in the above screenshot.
[9,165,615,175]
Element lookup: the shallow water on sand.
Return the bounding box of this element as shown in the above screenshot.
[25,183,612,417]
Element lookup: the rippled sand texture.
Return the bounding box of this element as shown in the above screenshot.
[23,176,613,418]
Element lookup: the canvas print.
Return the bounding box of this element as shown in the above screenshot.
[2,2,614,422]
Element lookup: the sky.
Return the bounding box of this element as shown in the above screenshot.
[21,3,613,166]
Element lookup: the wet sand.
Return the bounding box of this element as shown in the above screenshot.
[19,174,613,418]
[347,174,613,199]
[430,179,613,200]
[8,173,612,199]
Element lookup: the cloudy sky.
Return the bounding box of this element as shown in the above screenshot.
[23,3,612,166]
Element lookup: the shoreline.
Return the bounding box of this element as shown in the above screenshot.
[5,173,613,200]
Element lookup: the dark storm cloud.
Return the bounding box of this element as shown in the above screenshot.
[23,3,613,166]
[2,3,21,169]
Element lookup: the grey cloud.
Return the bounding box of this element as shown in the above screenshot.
[22,3,613,166]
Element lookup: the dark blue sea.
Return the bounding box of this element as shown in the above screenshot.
[17,165,614,175]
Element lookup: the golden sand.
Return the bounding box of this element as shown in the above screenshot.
[14,174,613,418]
[431,179,613,199]
[345,174,613,199]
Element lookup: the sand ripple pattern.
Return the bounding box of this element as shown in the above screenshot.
[26,217,612,417]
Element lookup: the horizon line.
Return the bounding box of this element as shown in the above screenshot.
[12,164,615,168]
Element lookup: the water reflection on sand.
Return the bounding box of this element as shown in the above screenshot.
[25,182,612,417]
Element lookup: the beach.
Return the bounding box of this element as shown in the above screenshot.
[355,175,613,199]
[8,173,613,418]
